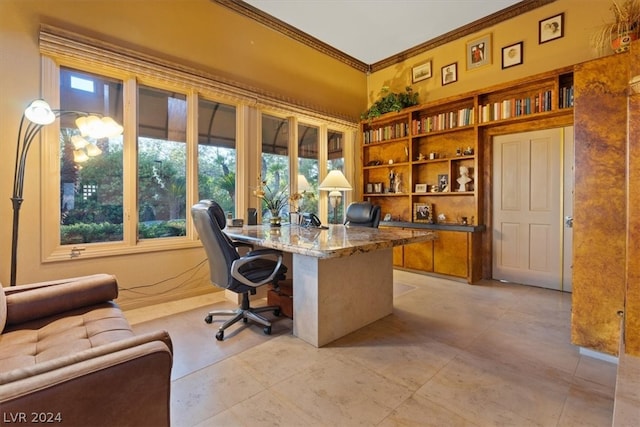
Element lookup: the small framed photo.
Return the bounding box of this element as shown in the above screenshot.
[539,13,564,44]
[466,33,492,70]
[413,203,433,223]
[441,62,457,86]
[412,60,432,83]
[502,41,523,69]
[438,174,449,192]
[415,183,428,193]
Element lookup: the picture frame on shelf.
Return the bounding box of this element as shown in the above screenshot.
[539,13,564,44]
[415,183,428,193]
[502,41,523,69]
[438,174,449,192]
[413,203,433,223]
[441,62,457,86]
[412,60,432,83]
[466,33,491,70]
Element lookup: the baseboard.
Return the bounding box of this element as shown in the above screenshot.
[579,346,619,365]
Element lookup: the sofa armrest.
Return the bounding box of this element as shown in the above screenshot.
[0,330,173,427]
[4,274,118,326]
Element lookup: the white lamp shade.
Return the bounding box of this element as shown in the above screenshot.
[298,174,312,192]
[73,149,89,163]
[71,135,89,149]
[24,100,56,125]
[319,170,352,191]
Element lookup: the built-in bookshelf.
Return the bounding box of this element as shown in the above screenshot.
[359,66,574,283]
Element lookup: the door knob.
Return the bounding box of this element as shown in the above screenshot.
[565,216,573,228]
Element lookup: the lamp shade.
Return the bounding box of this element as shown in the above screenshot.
[298,174,312,192]
[24,100,56,125]
[319,170,352,192]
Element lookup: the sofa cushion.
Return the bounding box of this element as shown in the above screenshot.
[0,302,134,374]
[0,286,6,333]
[4,274,118,326]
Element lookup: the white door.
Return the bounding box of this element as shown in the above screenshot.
[492,127,573,291]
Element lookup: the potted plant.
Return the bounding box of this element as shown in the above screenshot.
[591,0,640,54]
[361,86,419,121]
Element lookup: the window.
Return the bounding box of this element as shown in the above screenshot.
[59,67,124,244]
[260,114,290,221]
[197,99,237,216]
[41,27,356,261]
[327,130,346,223]
[137,86,188,239]
[297,123,319,214]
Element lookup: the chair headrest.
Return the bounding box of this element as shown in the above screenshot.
[199,199,226,230]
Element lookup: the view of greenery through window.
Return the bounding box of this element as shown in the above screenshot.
[57,65,343,248]
[59,68,124,244]
[198,99,236,217]
[137,86,187,239]
[260,115,290,222]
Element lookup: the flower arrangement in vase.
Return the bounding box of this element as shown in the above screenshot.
[253,176,289,226]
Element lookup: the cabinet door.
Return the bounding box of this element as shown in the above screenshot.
[434,231,468,278]
[403,240,434,272]
[393,245,404,267]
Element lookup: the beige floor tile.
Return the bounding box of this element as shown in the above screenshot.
[138,271,618,427]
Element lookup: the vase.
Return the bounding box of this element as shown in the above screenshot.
[269,213,282,227]
[611,32,638,53]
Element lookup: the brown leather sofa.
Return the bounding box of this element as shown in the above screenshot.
[0,274,173,427]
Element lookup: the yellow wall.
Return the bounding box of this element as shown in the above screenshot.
[367,0,610,106]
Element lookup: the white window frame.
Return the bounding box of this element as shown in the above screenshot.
[38,25,357,263]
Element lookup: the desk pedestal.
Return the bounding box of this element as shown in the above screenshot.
[292,248,393,347]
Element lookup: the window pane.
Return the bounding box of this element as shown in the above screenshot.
[60,67,124,244]
[138,86,187,239]
[327,130,345,223]
[260,114,289,221]
[297,123,319,215]
[197,99,236,216]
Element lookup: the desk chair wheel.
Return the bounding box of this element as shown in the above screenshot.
[205,314,213,324]
[215,330,224,341]
[263,326,271,335]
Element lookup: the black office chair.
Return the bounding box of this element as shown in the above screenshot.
[191,200,287,341]
[344,201,381,228]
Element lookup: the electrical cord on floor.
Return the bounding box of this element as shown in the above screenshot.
[118,258,208,296]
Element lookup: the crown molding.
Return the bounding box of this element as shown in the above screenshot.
[213,0,556,73]
[212,0,369,72]
[370,0,556,72]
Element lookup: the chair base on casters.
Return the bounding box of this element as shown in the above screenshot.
[205,291,281,341]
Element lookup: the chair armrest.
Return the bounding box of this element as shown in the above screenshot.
[4,274,118,326]
[231,251,283,288]
[0,330,173,427]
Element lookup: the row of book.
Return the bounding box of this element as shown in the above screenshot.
[411,108,475,134]
[479,90,554,123]
[364,86,575,142]
[362,122,408,144]
[559,85,574,109]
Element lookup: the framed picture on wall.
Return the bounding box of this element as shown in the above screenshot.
[539,13,564,44]
[412,60,432,83]
[502,41,523,69]
[413,203,433,223]
[441,62,457,86]
[466,33,491,70]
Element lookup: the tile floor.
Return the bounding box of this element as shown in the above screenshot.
[127,270,618,427]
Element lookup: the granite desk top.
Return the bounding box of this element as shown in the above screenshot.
[224,224,436,259]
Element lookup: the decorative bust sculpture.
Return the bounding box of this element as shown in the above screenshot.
[457,166,472,192]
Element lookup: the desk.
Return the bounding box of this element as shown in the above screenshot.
[225,224,436,347]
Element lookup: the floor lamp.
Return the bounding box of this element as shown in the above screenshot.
[319,170,352,224]
[10,99,123,286]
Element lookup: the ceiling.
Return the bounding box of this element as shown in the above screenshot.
[242,0,525,64]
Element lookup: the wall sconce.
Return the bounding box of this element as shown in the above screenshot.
[319,170,352,224]
[10,99,123,286]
